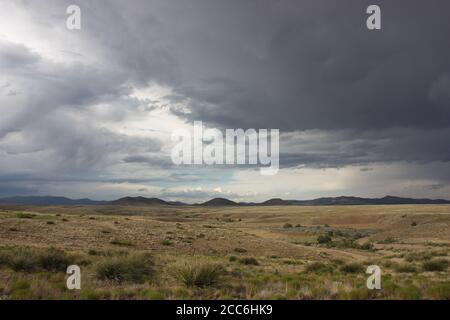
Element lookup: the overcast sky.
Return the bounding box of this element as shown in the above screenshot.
[1,0,450,202]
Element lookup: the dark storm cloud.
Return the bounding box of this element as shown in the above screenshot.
[164,0,450,132]
[279,128,450,168]
[146,0,450,170]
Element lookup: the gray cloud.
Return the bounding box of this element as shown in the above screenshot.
[1,0,450,200]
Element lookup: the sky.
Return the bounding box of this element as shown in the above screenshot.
[1,0,450,202]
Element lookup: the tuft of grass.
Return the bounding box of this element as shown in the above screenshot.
[160,239,172,246]
[0,248,71,272]
[37,248,71,272]
[422,259,449,272]
[359,242,374,251]
[8,250,39,272]
[340,263,364,274]
[110,239,134,247]
[173,263,225,288]
[96,254,154,284]
[239,257,259,265]
[317,234,332,244]
[304,262,334,274]
[16,213,36,219]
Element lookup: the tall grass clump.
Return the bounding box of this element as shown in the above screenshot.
[422,259,449,272]
[340,263,364,274]
[304,262,334,274]
[37,248,71,271]
[173,263,225,288]
[96,254,154,284]
[0,247,71,272]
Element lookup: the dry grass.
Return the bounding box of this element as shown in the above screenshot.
[0,204,449,299]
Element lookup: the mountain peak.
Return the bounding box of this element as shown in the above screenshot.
[200,198,237,206]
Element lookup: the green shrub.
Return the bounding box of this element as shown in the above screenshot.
[422,259,449,272]
[174,263,225,288]
[239,257,259,265]
[406,251,432,262]
[304,262,333,274]
[16,213,35,219]
[0,248,72,272]
[340,263,364,274]
[317,234,332,244]
[96,254,154,284]
[160,239,172,246]
[37,248,71,272]
[359,242,374,251]
[11,255,38,272]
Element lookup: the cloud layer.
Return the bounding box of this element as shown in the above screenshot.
[1,0,449,201]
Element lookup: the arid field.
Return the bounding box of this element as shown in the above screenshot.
[0,204,449,300]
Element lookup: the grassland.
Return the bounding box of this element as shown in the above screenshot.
[0,204,449,300]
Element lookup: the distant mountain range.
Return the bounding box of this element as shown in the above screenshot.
[0,195,449,206]
[0,196,107,205]
[110,196,185,206]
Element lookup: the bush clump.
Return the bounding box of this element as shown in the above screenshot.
[160,239,172,246]
[174,263,225,288]
[304,262,334,274]
[340,263,364,274]
[239,257,259,265]
[96,254,154,284]
[37,248,71,271]
[16,213,36,219]
[317,234,332,244]
[283,223,293,229]
[422,259,449,272]
[0,247,72,272]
